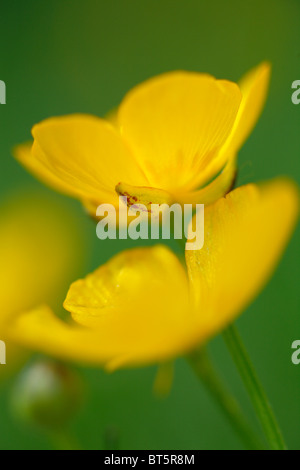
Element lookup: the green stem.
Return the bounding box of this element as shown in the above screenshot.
[223,324,287,450]
[188,348,264,450]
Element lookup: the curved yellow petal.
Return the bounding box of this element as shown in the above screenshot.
[118,71,242,192]
[64,245,188,328]
[7,304,193,371]
[190,62,271,190]
[220,62,271,159]
[186,178,299,339]
[15,114,149,206]
[13,142,79,199]
[7,247,201,369]
[4,305,114,366]
[63,246,198,367]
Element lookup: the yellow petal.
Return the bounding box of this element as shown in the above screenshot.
[64,245,188,328]
[186,178,299,339]
[15,114,149,206]
[6,303,192,370]
[13,142,79,199]
[190,62,271,189]
[64,246,197,367]
[221,62,271,158]
[7,247,200,368]
[5,305,113,366]
[118,71,242,192]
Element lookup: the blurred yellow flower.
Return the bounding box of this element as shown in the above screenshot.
[14,63,270,214]
[0,191,88,377]
[4,178,298,370]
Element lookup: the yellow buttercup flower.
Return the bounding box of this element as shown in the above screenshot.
[0,191,88,377]
[4,178,298,370]
[14,63,270,213]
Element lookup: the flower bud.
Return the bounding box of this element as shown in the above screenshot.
[11,360,83,430]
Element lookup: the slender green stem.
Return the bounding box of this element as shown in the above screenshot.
[223,324,287,450]
[187,348,264,450]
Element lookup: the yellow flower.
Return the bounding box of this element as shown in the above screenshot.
[4,178,298,370]
[14,63,270,213]
[0,191,88,377]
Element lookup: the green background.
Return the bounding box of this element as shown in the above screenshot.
[0,0,299,450]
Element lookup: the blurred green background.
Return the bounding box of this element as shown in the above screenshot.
[0,0,299,450]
